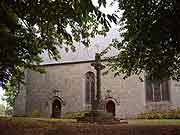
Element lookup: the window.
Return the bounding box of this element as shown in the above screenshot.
[85,72,95,104]
[146,79,170,102]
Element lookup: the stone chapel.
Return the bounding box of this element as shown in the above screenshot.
[14,29,180,119]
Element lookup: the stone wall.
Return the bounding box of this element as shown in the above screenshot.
[170,80,180,109]
[13,71,28,116]
[14,61,180,118]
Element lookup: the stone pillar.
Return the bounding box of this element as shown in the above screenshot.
[91,53,105,110]
[78,53,117,122]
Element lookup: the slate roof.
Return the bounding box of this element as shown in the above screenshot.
[41,28,120,65]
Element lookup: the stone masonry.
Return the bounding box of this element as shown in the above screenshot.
[14,61,180,119]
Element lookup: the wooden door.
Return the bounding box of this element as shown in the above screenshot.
[106,100,115,116]
[52,99,61,118]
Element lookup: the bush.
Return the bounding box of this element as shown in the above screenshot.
[0,104,6,116]
[63,111,88,119]
[63,111,114,122]
[137,108,180,119]
[30,109,40,118]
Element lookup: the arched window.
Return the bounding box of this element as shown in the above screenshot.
[85,72,95,104]
[146,79,170,102]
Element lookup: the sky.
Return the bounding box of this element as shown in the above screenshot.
[0,0,119,105]
[0,87,5,105]
[93,0,119,14]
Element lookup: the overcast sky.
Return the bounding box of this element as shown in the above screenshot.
[0,0,120,105]
[0,87,5,105]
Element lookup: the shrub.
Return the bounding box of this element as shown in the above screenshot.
[137,108,180,119]
[63,111,114,122]
[63,111,88,119]
[30,109,40,118]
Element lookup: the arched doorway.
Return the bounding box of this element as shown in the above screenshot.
[52,99,61,118]
[106,100,115,116]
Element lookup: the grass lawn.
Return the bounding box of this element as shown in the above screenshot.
[0,116,76,123]
[1,116,180,125]
[0,117,180,135]
[0,117,180,125]
[129,119,180,125]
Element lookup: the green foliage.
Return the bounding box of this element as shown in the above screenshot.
[109,0,180,80]
[3,72,21,107]
[137,108,180,119]
[0,104,6,116]
[0,0,117,107]
[63,111,88,119]
[30,109,41,118]
[0,0,116,87]
[5,106,13,116]
[63,111,113,122]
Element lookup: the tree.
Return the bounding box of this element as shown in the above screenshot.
[3,76,19,108]
[0,104,6,116]
[0,0,117,87]
[109,0,180,80]
[0,0,117,107]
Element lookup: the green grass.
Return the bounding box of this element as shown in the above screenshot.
[129,119,180,125]
[1,117,180,125]
[0,116,77,124]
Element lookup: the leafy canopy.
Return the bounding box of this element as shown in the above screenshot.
[0,104,6,116]
[0,0,117,87]
[0,0,118,107]
[109,0,180,80]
